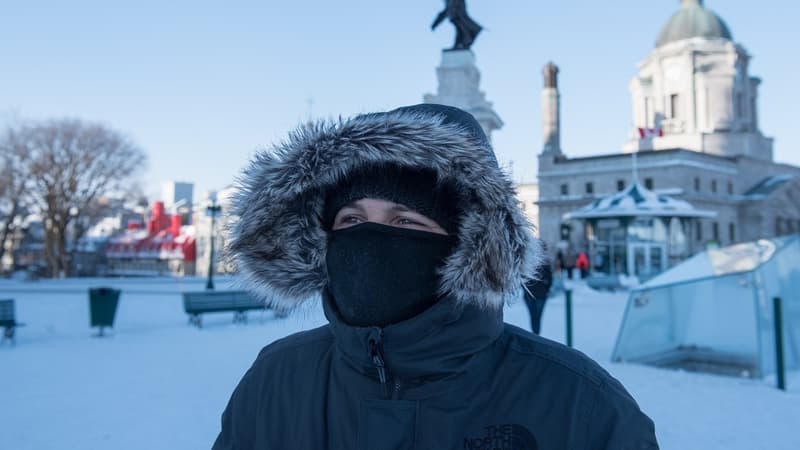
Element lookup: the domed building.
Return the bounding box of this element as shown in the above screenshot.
[537,0,800,279]
[623,0,772,159]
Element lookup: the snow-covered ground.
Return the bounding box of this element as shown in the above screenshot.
[1,277,798,449]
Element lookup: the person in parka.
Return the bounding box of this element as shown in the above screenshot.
[214,104,659,450]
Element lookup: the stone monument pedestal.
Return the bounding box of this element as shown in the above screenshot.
[424,50,503,141]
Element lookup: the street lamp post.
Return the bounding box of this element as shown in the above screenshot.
[205,194,222,290]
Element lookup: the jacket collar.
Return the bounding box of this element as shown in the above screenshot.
[323,289,504,382]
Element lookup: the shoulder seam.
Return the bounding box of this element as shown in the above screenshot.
[258,327,333,359]
[508,337,604,387]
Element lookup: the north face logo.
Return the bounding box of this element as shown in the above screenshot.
[463,424,538,450]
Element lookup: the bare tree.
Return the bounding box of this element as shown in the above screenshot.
[0,127,32,268]
[22,119,147,277]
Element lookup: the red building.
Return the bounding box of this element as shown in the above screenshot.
[105,202,196,276]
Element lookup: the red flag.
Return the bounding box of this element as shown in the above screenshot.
[638,127,663,139]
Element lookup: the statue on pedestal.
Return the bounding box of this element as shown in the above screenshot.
[431,0,482,50]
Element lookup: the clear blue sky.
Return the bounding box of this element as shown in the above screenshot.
[2,1,798,201]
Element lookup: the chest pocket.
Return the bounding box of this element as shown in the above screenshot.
[358,399,418,450]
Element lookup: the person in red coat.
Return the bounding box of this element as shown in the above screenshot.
[576,251,590,279]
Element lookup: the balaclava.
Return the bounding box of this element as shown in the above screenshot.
[324,164,462,327]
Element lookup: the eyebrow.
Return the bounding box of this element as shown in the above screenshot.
[390,204,412,213]
[338,201,414,214]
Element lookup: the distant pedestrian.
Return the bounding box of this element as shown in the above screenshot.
[523,259,553,335]
[576,251,590,279]
[563,247,577,279]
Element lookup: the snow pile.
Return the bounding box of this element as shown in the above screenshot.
[1,277,798,449]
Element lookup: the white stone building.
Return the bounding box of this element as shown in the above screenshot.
[537,0,800,278]
[516,183,540,236]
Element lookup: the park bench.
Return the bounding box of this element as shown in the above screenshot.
[182,290,278,328]
[0,299,24,345]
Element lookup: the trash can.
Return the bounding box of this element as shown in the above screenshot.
[89,287,120,336]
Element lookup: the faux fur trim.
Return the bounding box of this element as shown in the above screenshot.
[228,108,541,310]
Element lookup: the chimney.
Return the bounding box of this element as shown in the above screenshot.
[541,62,562,155]
[171,214,182,237]
[148,201,170,235]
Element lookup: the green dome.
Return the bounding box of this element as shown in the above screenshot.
[656,0,732,47]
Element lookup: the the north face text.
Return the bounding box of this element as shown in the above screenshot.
[463,424,538,450]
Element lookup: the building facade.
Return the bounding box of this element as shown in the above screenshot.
[537,0,800,276]
[516,182,540,236]
[162,181,194,225]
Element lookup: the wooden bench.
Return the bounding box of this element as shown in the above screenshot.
[182,291,276,328]
[0,299,24,345]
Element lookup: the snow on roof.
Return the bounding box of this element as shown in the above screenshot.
[21,214,42,227]
[638,235,798,289]
[742,174,795,200]
[564,181,716,220]
[85,217,122,238]
[109,229,150,243]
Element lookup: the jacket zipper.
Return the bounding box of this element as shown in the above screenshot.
[368,328,405,400]
[368,334,390,398]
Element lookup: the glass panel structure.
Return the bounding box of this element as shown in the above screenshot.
[612,235,800,378]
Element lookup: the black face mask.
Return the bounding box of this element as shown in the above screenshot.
[325,222,457,328]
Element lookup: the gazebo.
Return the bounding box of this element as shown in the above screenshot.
[564,181,716,280]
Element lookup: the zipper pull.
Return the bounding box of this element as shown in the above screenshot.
[368,337,389,398]
[392,381,402,400]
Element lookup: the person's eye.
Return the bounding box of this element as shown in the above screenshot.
[338,215,366,225]
[396,217,423,226]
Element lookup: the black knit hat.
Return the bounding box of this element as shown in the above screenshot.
[322,164,462,234]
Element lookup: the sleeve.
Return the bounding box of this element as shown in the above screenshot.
[212,365,259,450]
[587,376,660,450]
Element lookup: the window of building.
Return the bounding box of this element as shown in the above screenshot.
[694,177,701,192]
[585,182,594,195]
[696,221,702,242]
[711,180,717,193]
[776,218,782,236]
[644,178,654,190]
[727,182,734,195]
[670,94,680,119]
[560,183,569,196]
[617,179,625,191]
[729,223,735,243]
[712,222,719,242]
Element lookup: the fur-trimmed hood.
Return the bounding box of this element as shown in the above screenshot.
[228,104,541,310]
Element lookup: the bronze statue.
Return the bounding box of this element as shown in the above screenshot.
[431,0,483,50]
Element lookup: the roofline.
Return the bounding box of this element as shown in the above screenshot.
[546,148,737,164]
[563,211,717,220]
